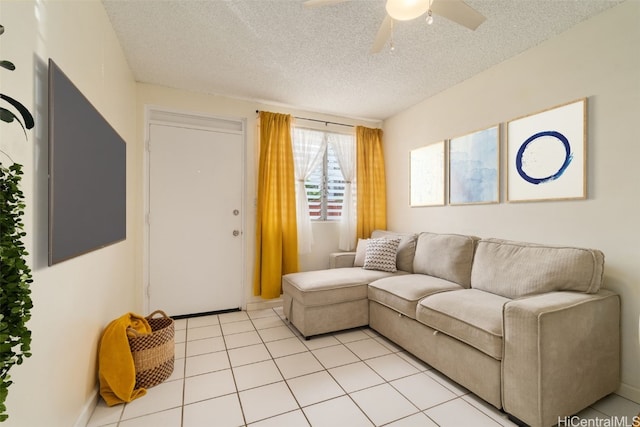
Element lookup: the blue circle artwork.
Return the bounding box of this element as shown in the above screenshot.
[515,130,573,185]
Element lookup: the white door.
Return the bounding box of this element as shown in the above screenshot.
[148,122,243,316]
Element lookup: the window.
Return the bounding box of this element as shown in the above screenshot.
[293,128,354,221]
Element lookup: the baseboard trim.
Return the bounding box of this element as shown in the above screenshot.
[617,382,640,404]
[74,386,99,427]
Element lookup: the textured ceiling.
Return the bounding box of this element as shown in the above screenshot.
[102,0,625,121]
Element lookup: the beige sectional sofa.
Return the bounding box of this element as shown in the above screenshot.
[282,231,620,427]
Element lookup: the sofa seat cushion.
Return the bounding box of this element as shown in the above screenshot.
[368,275,463,319]
[282,268,407,307]
[416,289,510,360]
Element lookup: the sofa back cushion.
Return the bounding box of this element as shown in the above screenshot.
[413,232,477,287]
[471,238,604,298]
[363,230,418,272]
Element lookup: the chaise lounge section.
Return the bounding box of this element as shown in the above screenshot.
[282,231,620,427]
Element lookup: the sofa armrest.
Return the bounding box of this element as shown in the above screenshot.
[329,252,356,269]
[502,290,620,427]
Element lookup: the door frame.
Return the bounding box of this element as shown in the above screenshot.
[143,105,247,314]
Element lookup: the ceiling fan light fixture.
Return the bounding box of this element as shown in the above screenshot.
[385,0,429,21]
[426,9,434,25]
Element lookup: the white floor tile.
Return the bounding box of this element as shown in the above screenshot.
[224,330,262,349]
[329,361,385,393]
[591,393,640,418]
[258,325,296,342]
[346,338,392,360]
[287,370,345,407]
[425,369,469,396]
[252,316,287,330]
[175,342,186,359]
[221,319,256,335]
[183,393,245,427]
[312,344,359,369]
[351,383,418,426]
[248,409,310,427]
[173,318,188,330]
[265,336,308,358]
[248,308,279,319]
[166,358,185,382]
[188,324,222,341]
[425,398,501,427]
[334,329,370,343]
[273,306,286,319]
[233,359,283,391]
[186,336,226,357]
[86,399,123,427]
[374,336,403,352]
[391,373,457,410]
[118,407,182,427]
[274,351,324,379]
[397,351,431,371]
[174,328,187,344]
[121,380,184,420]
[228,343,272,367]
[303,334,341,350]
[188,315,219,328]
[185,350,230,377]
[462,394,519,426]
[239,381,299,424]
[385,412,439,426]
[183,369,237,405]
[365,353,419,381]
[303,395,374,427]
[219,311,250,324]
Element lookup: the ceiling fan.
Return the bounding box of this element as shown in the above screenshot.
[303,0,486,53]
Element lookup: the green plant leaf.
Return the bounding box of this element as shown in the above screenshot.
[0,61,15,71]
[0,94,34,130]
[0,107,27,138]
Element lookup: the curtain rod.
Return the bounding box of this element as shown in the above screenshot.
[255,110,354,128]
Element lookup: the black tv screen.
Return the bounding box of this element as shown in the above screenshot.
[48,59,126,265]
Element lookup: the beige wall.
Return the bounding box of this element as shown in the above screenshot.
[0,1,138,426]
[383,1,640,402]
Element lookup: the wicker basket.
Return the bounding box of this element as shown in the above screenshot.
[128,310,175,389]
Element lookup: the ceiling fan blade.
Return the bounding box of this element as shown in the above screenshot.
[303,0,350,7]
[371,15,392,54]
[430,0,486,30]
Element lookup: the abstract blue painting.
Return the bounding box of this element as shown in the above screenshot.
[449,126,499,205]
[507,98,586,202]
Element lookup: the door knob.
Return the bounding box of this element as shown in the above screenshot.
[233,230,240,237]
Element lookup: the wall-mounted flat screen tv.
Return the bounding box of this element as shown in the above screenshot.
[48,59,126,265]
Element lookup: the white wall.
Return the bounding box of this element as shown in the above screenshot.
[383,1,640,402]
[0,1,138,426]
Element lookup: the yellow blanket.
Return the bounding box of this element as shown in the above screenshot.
[98,312,152,406]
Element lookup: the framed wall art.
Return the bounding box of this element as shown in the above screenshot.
[449,125,499,205]
[410,141,445,207]
[507,98,587,202]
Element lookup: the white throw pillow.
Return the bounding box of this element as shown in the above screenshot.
[363,238,401,272]
[354,238,369,267]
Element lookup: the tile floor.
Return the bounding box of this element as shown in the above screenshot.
[87,307,640,427]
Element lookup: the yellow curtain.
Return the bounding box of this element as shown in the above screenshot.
[356,126,387,239]
[253,112,299,299]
